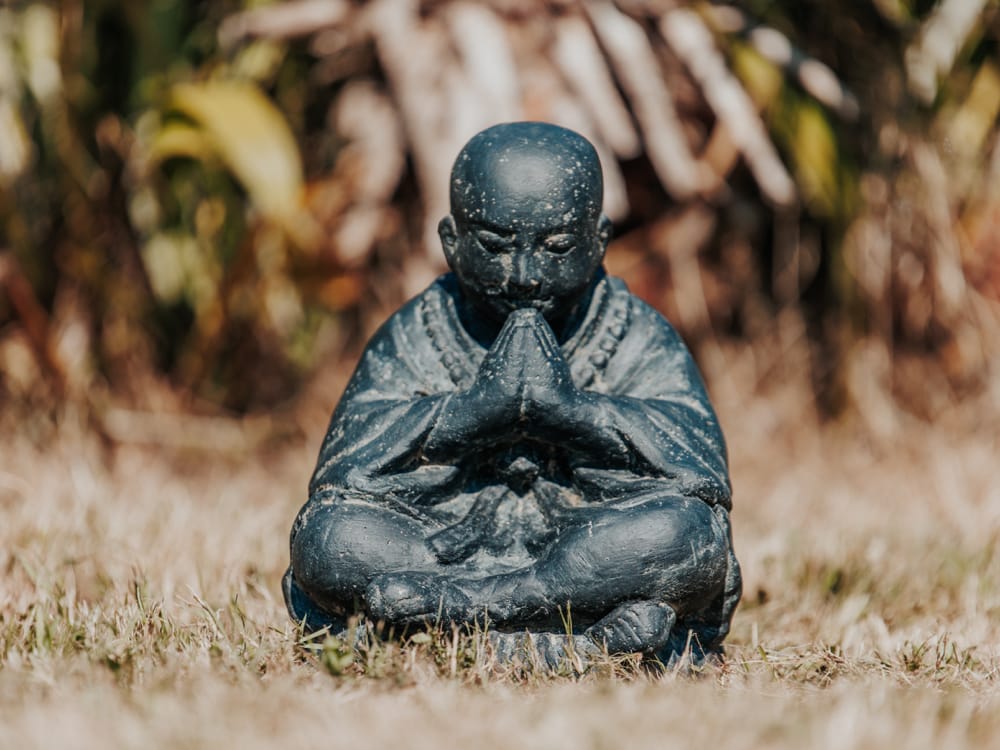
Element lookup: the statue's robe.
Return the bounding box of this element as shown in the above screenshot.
[292,270,739,649]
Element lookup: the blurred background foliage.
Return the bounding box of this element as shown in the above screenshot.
[0,0,998,442]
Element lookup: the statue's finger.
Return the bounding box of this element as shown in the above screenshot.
[528,321,563,361]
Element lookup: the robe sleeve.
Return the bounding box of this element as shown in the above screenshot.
[572,299,732,509]
[308,303,461,503]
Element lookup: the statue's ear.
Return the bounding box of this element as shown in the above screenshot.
[597,214,612,251]
[438,215,459,267]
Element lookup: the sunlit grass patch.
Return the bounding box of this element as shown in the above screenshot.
[1,404,999,747]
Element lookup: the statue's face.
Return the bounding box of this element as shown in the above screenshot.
[443,202,609,326]
[440,124,610,328]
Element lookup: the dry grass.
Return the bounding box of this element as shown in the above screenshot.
[2,373,1000,749]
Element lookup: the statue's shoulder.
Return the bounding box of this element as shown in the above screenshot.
[362,274,455,352]
[602,274,684,348]
[341,275,457,396]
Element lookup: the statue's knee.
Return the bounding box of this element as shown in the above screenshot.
[289,500,343,594]
[290,499,380,593]
[677,498,727,554]
[290,496,438,599]
[627,496,725,558]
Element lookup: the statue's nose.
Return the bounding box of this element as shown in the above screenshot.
[508,276,540,296]
[509,253,541,295]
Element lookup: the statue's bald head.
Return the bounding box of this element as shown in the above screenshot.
[439,122,612,335]
[449,122,604,229]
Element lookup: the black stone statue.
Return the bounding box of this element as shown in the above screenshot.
[283,122,741,665]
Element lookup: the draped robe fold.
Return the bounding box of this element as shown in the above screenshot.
[289,270,739,648]
[302,271,731,561]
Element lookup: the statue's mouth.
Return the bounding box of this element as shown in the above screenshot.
[476,286,554,317]
[502,295,551,311]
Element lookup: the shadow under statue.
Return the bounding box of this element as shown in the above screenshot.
[283,121,741,666]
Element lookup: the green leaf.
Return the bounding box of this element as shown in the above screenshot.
[148,122,215,164]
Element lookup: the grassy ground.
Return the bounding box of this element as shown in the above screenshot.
[2,372,999,749]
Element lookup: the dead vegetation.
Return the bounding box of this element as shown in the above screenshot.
[1,377,998,748]
[2,0,999,419]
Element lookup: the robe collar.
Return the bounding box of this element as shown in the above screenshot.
[421,272,631,390]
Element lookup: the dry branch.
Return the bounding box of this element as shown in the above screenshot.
[330,81,406,265]
[367,0,455,262]
[100,408,287,452]
[911,143,969,320]
[219,0,351,47]
[659,8,797,207]
[552,13,641,159]
[445,3,522,124]
[702,5,860,121]
[906,0,990,104]
[586,1,704,200]
[520,53,630,219]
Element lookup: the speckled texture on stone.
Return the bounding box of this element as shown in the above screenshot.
[284,122,741,667]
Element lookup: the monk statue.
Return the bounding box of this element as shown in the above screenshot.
[283,122,741,665]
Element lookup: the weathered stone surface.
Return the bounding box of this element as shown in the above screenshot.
[284,122,741,666]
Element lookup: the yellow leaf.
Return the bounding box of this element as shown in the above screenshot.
[792,102,840,217]
[148,122,215,164]
[947,62,1000,158]
[166,81,318,247]
[731,42,784,110]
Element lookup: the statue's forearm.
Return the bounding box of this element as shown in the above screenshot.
[422,391,519,460]
[525,393,634,466]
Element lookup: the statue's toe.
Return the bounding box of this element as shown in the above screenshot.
[586,600,676,654]
[366,572,473,624]
[427,526,480,564]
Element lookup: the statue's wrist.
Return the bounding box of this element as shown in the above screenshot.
[522,387,595,434]
[430,390,507,452]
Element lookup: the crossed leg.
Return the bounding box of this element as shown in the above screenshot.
[285,494,444,623]
[285,491,731,655]
[364,494,730,654]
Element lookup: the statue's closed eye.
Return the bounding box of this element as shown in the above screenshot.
[544,234,576,255]
[475,229,511,254]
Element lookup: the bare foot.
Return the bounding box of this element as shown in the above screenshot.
[585,600,676,654]
[366,571,475,624]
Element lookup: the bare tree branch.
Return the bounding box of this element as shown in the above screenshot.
[659,8,797,207]
[445,3,522,124]
[219,0,351,48]
[368,0,456,263]
[552,13,641,159]
[587,1,705,201]
[906,0,989,103]
[703,5,860,121]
